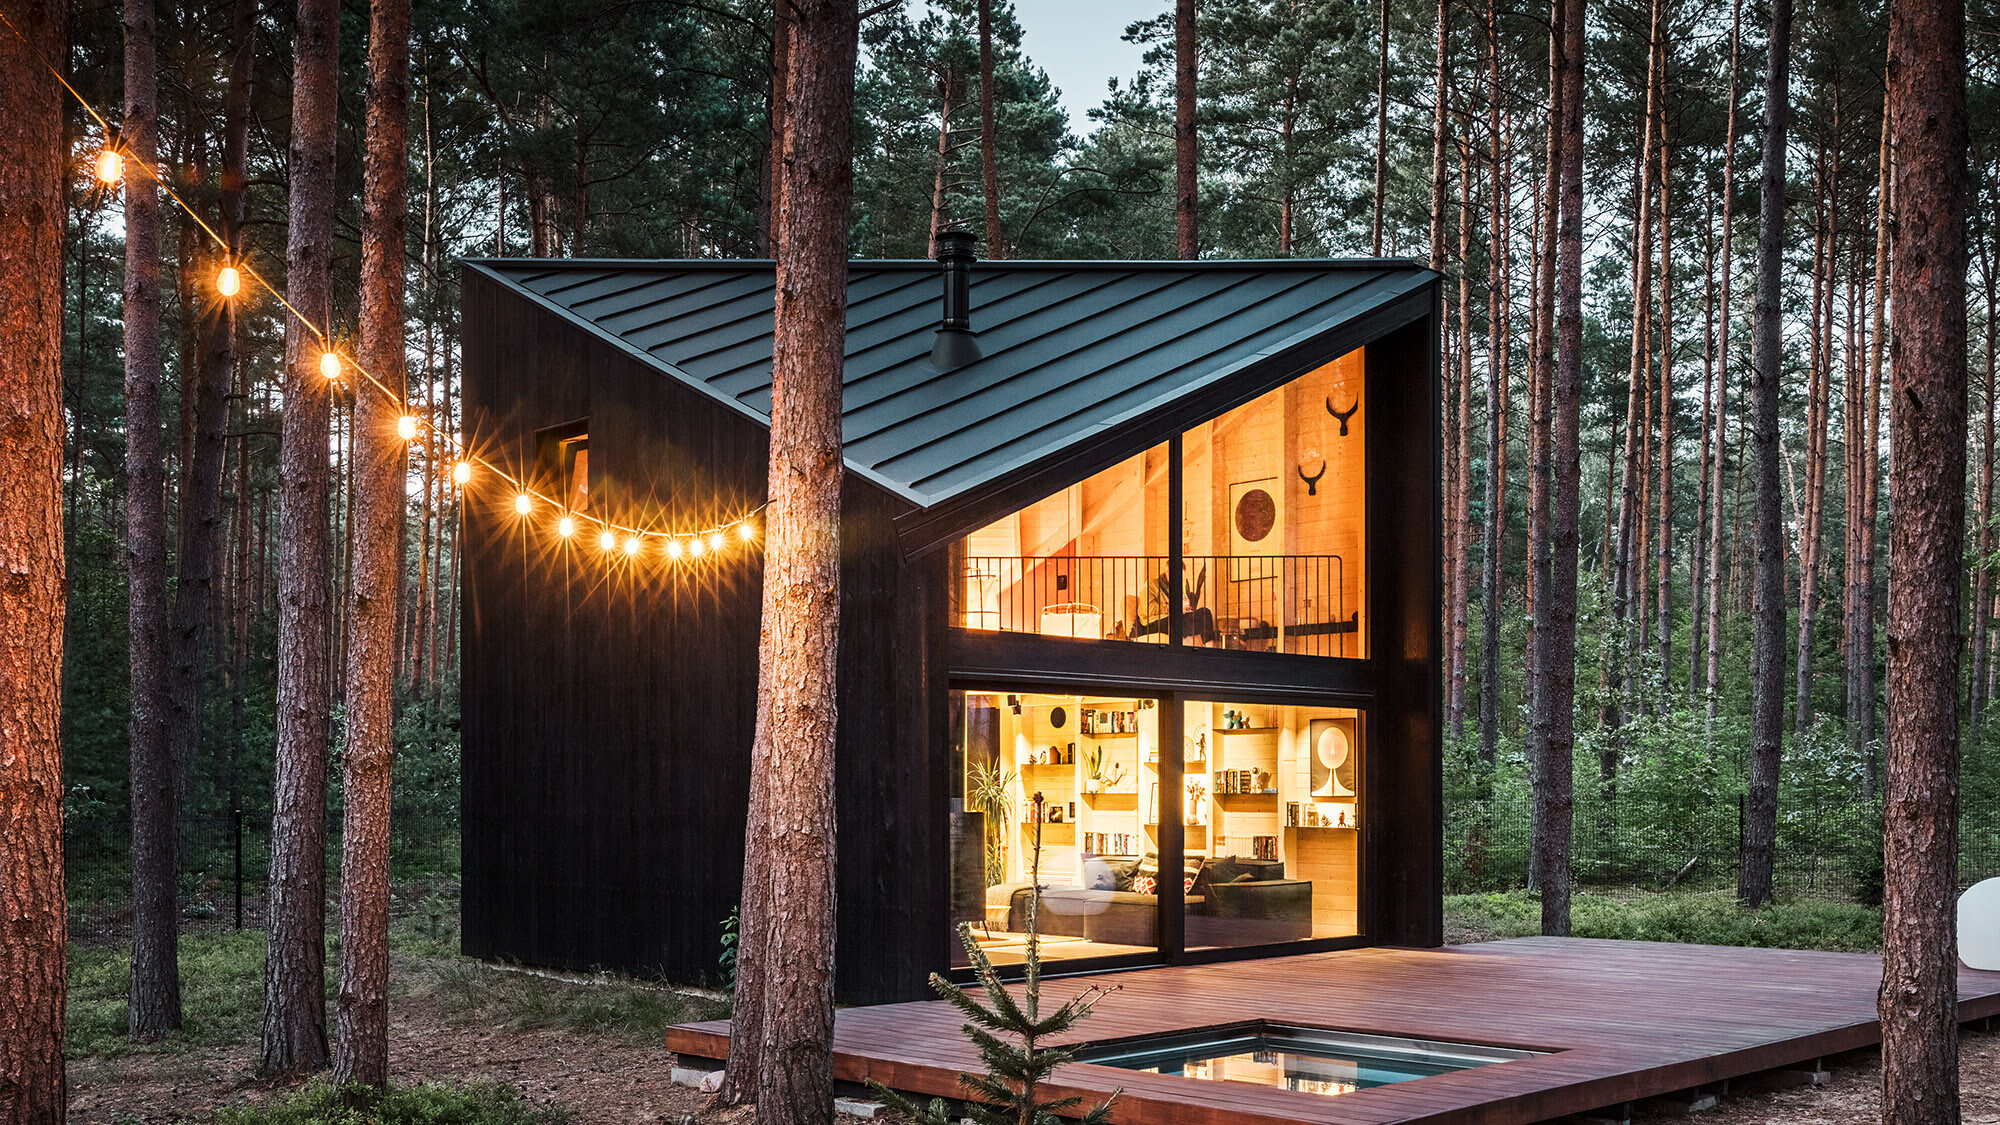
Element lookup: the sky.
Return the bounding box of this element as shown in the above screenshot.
[988,1,1158,135]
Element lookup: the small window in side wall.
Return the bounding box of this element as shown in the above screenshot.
[535,419,590,513]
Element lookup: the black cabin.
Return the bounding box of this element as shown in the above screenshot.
[458,248,1443,1004]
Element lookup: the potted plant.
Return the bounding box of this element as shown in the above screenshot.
[967,762,1017,887]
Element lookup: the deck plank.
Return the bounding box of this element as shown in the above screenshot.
[664,937,2000,1124]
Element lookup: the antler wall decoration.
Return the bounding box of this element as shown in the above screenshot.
[1326,395,1359,436]
[1297,460,1326,495]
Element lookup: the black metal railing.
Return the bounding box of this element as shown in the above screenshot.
[962,554,1356,657]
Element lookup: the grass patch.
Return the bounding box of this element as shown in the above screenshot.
[415,960,728,1046]
[68,925,269,1059]
[208,1079,570,1125]
[1446,886,1883,952]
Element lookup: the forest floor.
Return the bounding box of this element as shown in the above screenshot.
[63,880,1997,1123]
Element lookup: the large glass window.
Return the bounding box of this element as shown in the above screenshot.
[1181,350,1366,658]
[954,348,1365,658]
[1180,700,1362,949]
[950,690,1167,966]
[958,445,1171,642]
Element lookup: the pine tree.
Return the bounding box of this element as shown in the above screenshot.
[870,796,1119,1125]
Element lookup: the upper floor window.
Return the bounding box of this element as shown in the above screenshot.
[954,348,1365,659]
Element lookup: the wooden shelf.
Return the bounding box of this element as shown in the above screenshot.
[1217,726,1281,734]
[1217,790,1279,799]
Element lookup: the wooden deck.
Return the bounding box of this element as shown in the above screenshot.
[665,938,2000,1125]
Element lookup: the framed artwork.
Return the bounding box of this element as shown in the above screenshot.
[1228,476,1283,581]
[1309,718,1356,798]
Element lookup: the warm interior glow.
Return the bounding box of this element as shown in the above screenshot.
[599,530,616,551]
[622,535,642,556]
[397,416,419,441]
[513,494,532,515]
[94,148,123,184]
[689,536,706,558]
[558,516,577,538]
[666,538,685,559]
[452,461,471,485]
[216,265,241,297]
[737,521,756,541]
[320,351,341,380]
[707,531,724,552]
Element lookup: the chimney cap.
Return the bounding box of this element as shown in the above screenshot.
[934,229,979,259]
[932,229,981,369]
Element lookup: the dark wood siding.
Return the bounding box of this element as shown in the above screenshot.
[461,272,942,1001]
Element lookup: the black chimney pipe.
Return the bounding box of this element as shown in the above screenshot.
[931,229,982,369]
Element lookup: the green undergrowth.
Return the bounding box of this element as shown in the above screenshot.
[206,1079,571,1125]
[412,958,728,1046]
[1445,886,1883,952]
[68,925,269,1058]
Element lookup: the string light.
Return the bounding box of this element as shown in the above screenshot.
[2,33,768,554]
[558,516,577,538]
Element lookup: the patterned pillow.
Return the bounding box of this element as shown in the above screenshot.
[1129,874,1157,896]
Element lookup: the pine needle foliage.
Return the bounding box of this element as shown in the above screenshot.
[869,794,1119,1125]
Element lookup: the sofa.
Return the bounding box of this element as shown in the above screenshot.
[983,853,1312,948]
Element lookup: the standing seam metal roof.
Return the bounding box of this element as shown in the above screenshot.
[466,258,1435,519]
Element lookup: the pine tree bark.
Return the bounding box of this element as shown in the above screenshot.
[1859,102,1891,798]
[334,0,410,1088]
[1372,0,1388,256]
[1175,0,1197,258]
[1534,0,1584,938]
[1796,140,1834,734]
[1450,144,1473,743]
[1611,9,1660,730]
[1479,1,1506,766]
[1850,108,1891,767]
[1653,55,1674,696]
[977,0,1008,258]
[261,0,340,1077]
[1740,0,1792,909]
[124,0,182,1041]
[0,0,71,1115]
[1878,0,1967,1115]
[1525,2,1560,892]
[721,3,859,1122]
[1972,233,1997,726]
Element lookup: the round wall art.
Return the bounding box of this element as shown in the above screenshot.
[1234,487,1277,543]
[1049,705,1067,729]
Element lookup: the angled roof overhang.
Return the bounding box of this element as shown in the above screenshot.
[465,257,1438,556]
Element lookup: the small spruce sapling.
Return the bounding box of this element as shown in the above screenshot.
[869,792,1120,1125]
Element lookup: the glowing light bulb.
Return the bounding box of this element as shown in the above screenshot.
[216,265,241,297]
[598,530,616,551]
[708,531,725,552]
[665,538,684,560]
[688,536,706,559]
[320,351,341,380]
[737,521,756,542]
[452,461,471,485]
[558,516,577,538]
[94,148,123,184]
[397,416,418,441]
[513,494,532,515]
[622,535,641,556]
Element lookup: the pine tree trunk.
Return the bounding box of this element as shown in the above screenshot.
[1612,15,1659,730]
[977,0,1008,258]
[261,0,340,1076]
[0,1,70,1114]
[1740,0,1792,910]
[1878,0,1967,1114]
[1796,142,1834,734]
[1654,58,1674,697]
[1690,183,1715,708]
[1525,6,1560,891]
[1535,0,1584,938]
[1707,0,1737,729]
[1175,0,1197,258]
[333,0,410,1089]
[1849,110,1890,770]
[1479,6,1507,766]
[1972,247,1996,727]
[1451,146,1473,743]
[124,0,182,1041]
[723,5,859,1122]
[1372,0,1388,256]
[1859,101,1890,798]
